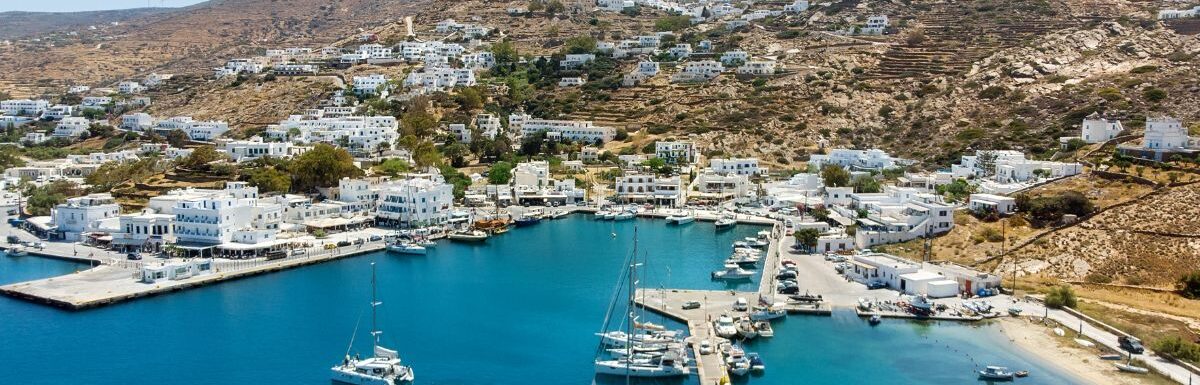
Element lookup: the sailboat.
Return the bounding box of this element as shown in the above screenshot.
[331,263,414,385]
[594,228,690,378]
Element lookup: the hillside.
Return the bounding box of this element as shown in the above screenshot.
[0,8,180,40]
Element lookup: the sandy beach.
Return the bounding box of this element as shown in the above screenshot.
[996,317,1169,385]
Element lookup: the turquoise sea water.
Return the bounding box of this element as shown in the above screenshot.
[0,216,1077,384]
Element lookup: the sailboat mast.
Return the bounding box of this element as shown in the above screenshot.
[626,227,637,384]
[371,262,379,348]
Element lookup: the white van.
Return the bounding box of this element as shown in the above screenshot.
[733,297,749,311]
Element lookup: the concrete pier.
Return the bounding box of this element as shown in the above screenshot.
[1,241,388,310]
[635,288,748,385]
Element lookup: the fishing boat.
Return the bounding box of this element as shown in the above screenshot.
[7,246,27,256]
[714,216,736,229]
[1114,363,1149,374]
[386,242,426,255]
[331,264,414,385]
[868,314,882,325]
[749,305,787,321]
[712,264,755,280]
[747,352,766,372]
[909,294,933,315]
[513,214,541,227]
[978,366,1015,381]
[714,315,738,338]
[593,228,689,378]
[447,230,488,242]
[664,213,694,224]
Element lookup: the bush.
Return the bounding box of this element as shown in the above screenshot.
[1143,87,1167,102]
[978,86,1006,99]
[1152,336,1200,363]
[1180,270,1200,299]
[1044,285,1077,308]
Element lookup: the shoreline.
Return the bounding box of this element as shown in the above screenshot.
[996,316,1159,385]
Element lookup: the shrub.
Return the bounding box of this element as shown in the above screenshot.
[1142,87,1167,102]
[977,86,1006,99]
[1044,285,1077,308]
[1180,270,1200,299]
[1152,336,1200,363]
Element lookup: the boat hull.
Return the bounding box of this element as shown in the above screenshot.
[594,361,689,377]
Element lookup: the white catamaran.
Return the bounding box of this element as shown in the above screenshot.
[331,263,414,385]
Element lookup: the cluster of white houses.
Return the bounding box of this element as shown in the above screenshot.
[31,175,460,257]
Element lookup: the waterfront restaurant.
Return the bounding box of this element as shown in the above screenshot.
[139,259,214,284]
[846,253,920,290]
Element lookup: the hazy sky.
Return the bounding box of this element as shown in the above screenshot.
[1,0,206,12]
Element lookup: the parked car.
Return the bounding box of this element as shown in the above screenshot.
[292,249,307,256]
[778,286,800,295]
[126,253,142,260]
[733,297,749,311]
[336,240,352,247]
[1119,336,1144,354]
[368,235,383,242]
[867,281,886,290]
[682,301,701,310]
[698,340,714,355]
[6,235,18,244]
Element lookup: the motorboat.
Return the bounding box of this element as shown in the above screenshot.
[978,366,1015,381]
[754,321,774,338]
[594,210,611,219]
[596,330,682,348]
[548,210,569,219]
[613,211,636,221]
[331,264,414,385]
[725,347,751,376]
[736,318,758,339]
[714,315,738,338]
[725,253,761,266]
[712,264,755,280]
[7,246,27,256]
[756,230,771,240]
[386,242,426,255]
[664,213,694,224]
[714,216,736,229]
[909,294,933,315]
[742,237,769,248]
[447,230,488,242]
[594,353,690,377]
[868,314,882,325]
[513,214,541,227]
[747,352,766,372]
[416,239,437,248]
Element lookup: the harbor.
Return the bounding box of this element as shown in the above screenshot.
[0,216,1097,384]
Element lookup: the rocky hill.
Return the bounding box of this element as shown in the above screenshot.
[0,8,179,40]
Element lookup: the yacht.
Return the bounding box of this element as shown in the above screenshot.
[386,242,426,255]
[725,253,761,267]
[331,264,414,385]
[548,209,569,219]
[742,237,769,248]
[447,230,488,242]
[613,210,636,221]
[714,216,736,229]
[664,213,694,224]
[714,315,738,338]
[724,345,751,376]
[602,211,618,220]
[868,314,882,325]
[597,330,682,348]
[594,352,689,377]
[593,210,611,220]
[712,264,755,280]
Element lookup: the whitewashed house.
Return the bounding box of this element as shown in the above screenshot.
[655,141,697,164]
[51,193,121,241]
[264,114,398,154]
[215,58,264,78]
[671,61,725,83]
[859,15,889,35]
[668,43,693,59]
[120,113,155,131]
[22,132,48,144]
[1080,113,1123,143]
[968,193,1017,215]
[375,176,456,228]
[80,96,112,110]
[558,77,585,87]
[720,51,749,65]
[218,136,305,162]
[474,113,502,141]
[614,173,686,207]
[117,81,146,94]
[40,104,74,120]
[144,73,173,87]
[810,149,902,171]
[1,99,49,116]
[710,157,763,176]
[737,60,777,76]
[353,74,390,95]
[154,117,230,141]
[53,117,92,138]
[508,113,615,143]
[561,54,596,69]
[784,0,810,12]
[1159,6,1200,19]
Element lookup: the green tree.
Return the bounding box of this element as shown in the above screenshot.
[400,109,438,137]
[0,145,25,169]
[937,179,976,202]
[488,161,515,184]
[654,15,692,32]
[443,142,470,167]
[820,165,851,187]
[23,181,82,216]
[166,129,190,147]
[455,87,485,111]
[180,146,226,170]
[439,164,471,198]
[373,158,411,176]
[491,41,520,65]
[292,144,363,192]
[246,167,292,194]
[793,228,821,253]
[563,35,598,54]
[1044,285,1077,308]
[851,174,881,193]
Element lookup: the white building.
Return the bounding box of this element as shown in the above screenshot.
[144,73,173,87]
[40,104,74,120]
[810,148,902,171]
[154,117,230,141]
[1159,5,1200,19]
[614,173,686,207]
[1,99,49,116]
[1143,116,1190,150]
[671,61,725,83]
[784,0,810,12]
[353,74,390,95]
[462,51,496,70]
[1080,113,1123,143]
[80,96,112,109]
[690,171,752,201]
[121,113,156,131]
[264,114,398,155]
[117,81,146,94]
[508,113,615,143]
[53,117,92,138]
[22,132,48,144]
[720,51,749,65]
[968,193,1017,215]
[474,113,502,141]
[215,58,265,78]
[403,68,475,94]
[859,15,889,35]
[668,43,693,59]
[709,158,763,176]
[558,77,585,87]
[273,64,318,76]
[375,176,456,227]
[218,136,305,162]
[624,61,660,86]
[170,182,282,247]
[112,210,175,253]
[51,193,121,241]
[560,54,596,69]
[843,188,955,249]
[655,141,697,164]
[737,61,777,76]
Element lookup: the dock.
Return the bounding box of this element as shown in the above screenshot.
[635,288,747,385]
[1,241,387,310]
